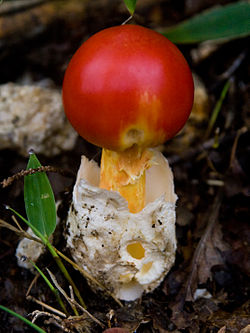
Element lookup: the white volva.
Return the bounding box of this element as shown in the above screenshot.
[66,150,177,301]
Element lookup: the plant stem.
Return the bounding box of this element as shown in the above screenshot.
[0,305,46,333]
[7,207,86,312]
[30,260,68,316]
[46,242,86,310]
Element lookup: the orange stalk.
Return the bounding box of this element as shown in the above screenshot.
[99,147,154,213]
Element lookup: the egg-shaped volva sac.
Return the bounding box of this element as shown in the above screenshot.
[66,153,177,301]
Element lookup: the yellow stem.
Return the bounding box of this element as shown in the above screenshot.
[99,147,153,213]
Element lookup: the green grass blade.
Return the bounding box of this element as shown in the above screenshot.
[0,305,46,333]
[162,1,250,44]
[206,80,231,138]
[24,153,56,238]
[30,261,56,292]
[6,206,85,310]
[30,261,68,315]
[6,206,48,244]
[123,0,137,15]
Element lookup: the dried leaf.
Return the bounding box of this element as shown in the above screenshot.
[185,190,227,301]
[112,303,144,332]
[205,303,250,332]
[240,325,250,333]
[196,223,229,284]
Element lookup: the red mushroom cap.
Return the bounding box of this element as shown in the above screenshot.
[63,24,194,151]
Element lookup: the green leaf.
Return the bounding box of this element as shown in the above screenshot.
[162,1,250,44]
[24,153,56,239]
[124,0,137,15]
[0,305,46,333]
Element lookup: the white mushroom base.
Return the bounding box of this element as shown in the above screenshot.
[66,151,177,301]
[16,228,45,271]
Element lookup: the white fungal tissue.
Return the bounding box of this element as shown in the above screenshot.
[66,150,177,301]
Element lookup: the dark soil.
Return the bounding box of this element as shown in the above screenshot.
[0,0,249,332]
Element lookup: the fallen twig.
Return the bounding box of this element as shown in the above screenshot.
[0,166,74,188]
[0,218,43,244]
[46,269,105,329]
[229,126,247,169]
[27,295,67,318]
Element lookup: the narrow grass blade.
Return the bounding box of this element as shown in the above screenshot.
[124,0,137,15]
[206,80,231,138]
[0,305,46,333]
[24,153,56,238]
[6,206,48,244]
[30,261,68,315]
[162,1,250,44]
[6,206,85,310]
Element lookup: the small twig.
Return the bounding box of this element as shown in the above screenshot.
[69,285,75,303]
[121,15,133,25]
[0,166,74,188]
[30,310,74,333]
[229,126,247,169]
[218,51,246,80]
[205,152,222,176]
[30,310,63,324]
[45,268,79,316]
[0,219,23,233]
[1,215,123,308]
[26,273,40,297]
[44,317,73,333]
[27,295,67,318]
[11,215,24,231]
[206,179,224,187]
[46,269,105,329]
[68,285,78,317]
[0,219,43,245]
[68,285,78,316]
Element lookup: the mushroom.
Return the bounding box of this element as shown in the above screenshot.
[63,25,194,300]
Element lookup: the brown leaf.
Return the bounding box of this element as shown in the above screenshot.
[111,303,144,332]
[185,189,228,301]
[205,302,250,333]
[240,325,250,333]
[196,223,229,284]
[168,190,229,331]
